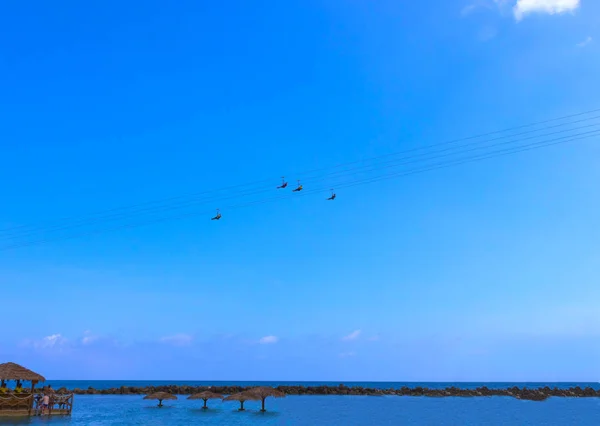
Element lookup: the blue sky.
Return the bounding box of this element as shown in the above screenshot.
[1,0,600,381]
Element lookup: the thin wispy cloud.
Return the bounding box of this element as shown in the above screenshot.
[462,0,509,17]
[19,332,123,352]
[461,3,480,16]
[259,335,278,344]
[339,351,356,358]
[463,0,581,22]
[576,36,592,48]
[159,333,193,346]
[461,0,497,16]
[41,333,67,348]
[513,0,580,21]
[479,26,498,42]
[342,329,361,341]
[20,333,68,350]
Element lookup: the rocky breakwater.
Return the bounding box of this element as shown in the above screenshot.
[63,384,600,401]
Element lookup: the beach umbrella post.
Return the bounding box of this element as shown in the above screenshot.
[247,386,286,412]
[223,391,260,411]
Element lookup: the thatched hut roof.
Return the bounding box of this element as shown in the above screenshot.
[0,362,45,382]
[187,391,223,400]
[247,386,286,399]
[223,391,260,402]
[143,392,177,401]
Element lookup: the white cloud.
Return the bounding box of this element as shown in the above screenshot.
[259,335,278,344]
[81,336,96,345]
[160,333,193,346]
[342,330,361,341]
[81,330,99,345]
[40,334,66,348]
[21,333,68,350]
[339,351,356,358]
[368,335,380,342]
[514,0,580,21]
[576,36,592,48]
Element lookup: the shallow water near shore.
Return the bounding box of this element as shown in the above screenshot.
[1,394,600,425]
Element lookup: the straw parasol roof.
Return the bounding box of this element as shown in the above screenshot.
[0,362,45,382]
[188,391,224,409]
[143,392,177,407]
[223,391,260,403]
[246,386,286,412]
[188,391,224,400]
[247,386,286,399]
[223,391,260,411]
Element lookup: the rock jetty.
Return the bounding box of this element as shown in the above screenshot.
[58,384,600,401]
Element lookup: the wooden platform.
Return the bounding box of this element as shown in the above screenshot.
[0,394,34,416]
[0,393,74,417]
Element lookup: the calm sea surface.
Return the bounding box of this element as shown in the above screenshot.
[38,380,600,390]
[1,382,599,425]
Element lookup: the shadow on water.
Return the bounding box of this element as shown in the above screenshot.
[0,417,73,425]
[144,405,175,409]
[0,419,31,425]
[252,411,281,418]
[190,408,223,415]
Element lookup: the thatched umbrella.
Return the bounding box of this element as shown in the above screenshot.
[143,392,177,407]
[187,391,223,409]
[0,362,45,392]
[223,391,260,411]
[247,386,286,412]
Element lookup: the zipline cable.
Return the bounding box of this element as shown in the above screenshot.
[1,130,597,252]
[1,116,599,242]
[1,107,599,236]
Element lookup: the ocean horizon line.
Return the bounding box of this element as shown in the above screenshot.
[43,380,599,384]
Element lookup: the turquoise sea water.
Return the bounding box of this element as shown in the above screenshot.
[40,380,600,391]
[1,382,599,425]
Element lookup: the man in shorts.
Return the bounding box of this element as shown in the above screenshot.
[41,394,50,415]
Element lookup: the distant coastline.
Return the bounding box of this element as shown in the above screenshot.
[48,383,600,402]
